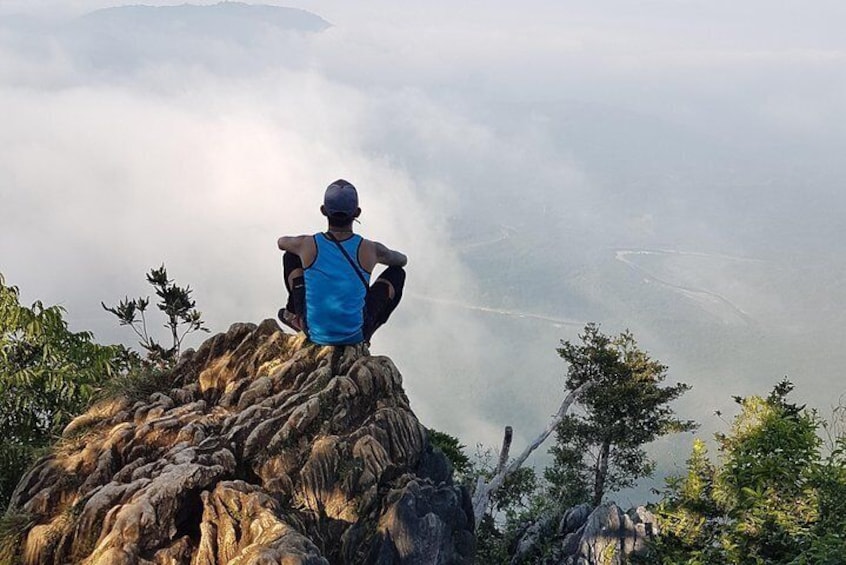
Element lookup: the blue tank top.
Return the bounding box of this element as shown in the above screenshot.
[304,233,371,345]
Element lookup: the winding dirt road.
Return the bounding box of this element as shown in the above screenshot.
[407,292,584,328]
[614,248,762,325]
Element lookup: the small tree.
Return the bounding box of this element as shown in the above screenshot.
[102,265,208,367]
[546,323,695,507]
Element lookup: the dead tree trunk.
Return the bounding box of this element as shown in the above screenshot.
[471,382,588,526]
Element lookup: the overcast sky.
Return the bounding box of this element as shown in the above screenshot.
[3,0,846,504]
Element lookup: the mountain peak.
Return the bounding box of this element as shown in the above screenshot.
[83,2,332,34]
[8,320,474,563]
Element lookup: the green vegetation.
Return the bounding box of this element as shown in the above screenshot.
[93,364,178,404]
[0,274,127,512]
[466,367,846,564]
[428,429,472,477]
[467,441,541,563]
[1,266,205,514]
[643,380,846,564]
[460,324,695,562]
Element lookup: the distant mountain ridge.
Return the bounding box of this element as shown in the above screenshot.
[0,2,334,73]
[81,2,331,34]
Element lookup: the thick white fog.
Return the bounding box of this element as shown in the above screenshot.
[2,0,846,503]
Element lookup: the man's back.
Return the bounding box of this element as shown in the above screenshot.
[304,233,370,345]
[276,179,408,345]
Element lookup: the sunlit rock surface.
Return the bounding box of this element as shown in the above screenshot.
[8,320,475,564]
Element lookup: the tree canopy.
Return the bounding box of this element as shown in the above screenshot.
[0,274,125,511]
[646,379,846,564]
[546,323,696,507]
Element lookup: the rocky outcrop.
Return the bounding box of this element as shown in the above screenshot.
[6,320,474,564]
[511,502,657,565]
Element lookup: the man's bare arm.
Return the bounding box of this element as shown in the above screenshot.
[374,241,408,267]
[277,235,308,254]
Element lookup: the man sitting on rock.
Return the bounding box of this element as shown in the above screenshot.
[276,179,407,345]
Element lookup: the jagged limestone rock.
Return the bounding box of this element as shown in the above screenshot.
[7,320,474,564]
[559,504,592,536]
[568,503,656,565]
[511,502,656,565]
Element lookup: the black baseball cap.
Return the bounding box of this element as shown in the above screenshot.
[323,179,359,218]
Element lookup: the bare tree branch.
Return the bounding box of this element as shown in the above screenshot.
[471,382,589,525]
[496,426,513,475]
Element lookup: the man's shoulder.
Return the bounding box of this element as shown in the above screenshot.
[359,237,382,255]
[282,233,315,241]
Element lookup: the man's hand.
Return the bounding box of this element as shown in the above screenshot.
[374,242,408,267]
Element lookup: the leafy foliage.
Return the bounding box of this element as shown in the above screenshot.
[428,429,472,479]
[547,323,695,506]
[0,443,38,521]
[0,274,126,512]
[646,379,846,565]
[475,513,511,565]
[470,444,539,520]
[102,265,208,367]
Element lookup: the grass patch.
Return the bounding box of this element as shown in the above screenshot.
[94,366,178,404]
